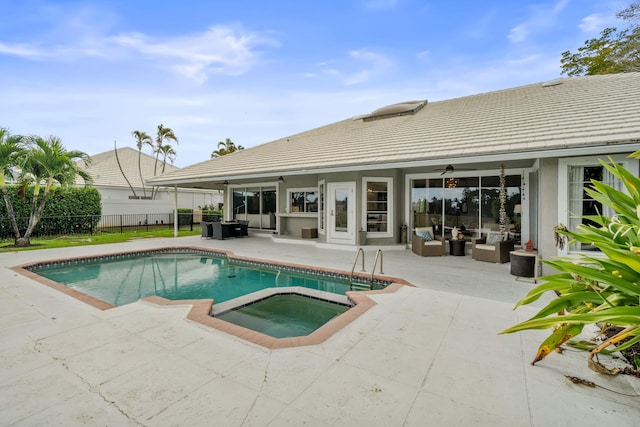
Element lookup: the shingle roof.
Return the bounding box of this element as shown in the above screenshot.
[77,147,180,188]
[148,73,640,186]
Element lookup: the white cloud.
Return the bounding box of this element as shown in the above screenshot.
[317,49,393,86]
[508,24,529,43]
[0,42,43,58]
[416,50,430,60]
[111,26,277,83]
[0,24,277,83]
[508,0,570,43]
[579,12,618,32]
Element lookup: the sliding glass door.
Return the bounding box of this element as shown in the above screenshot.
[410,173,521,241]
[231,186,277,230]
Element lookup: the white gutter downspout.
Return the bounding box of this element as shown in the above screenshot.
[173,185,178,237]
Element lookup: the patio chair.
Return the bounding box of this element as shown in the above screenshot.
[238,220,249,237]
[472,231,514,263]
[211,222,232,240]
[201,222,213,239]
[411,226,446,257]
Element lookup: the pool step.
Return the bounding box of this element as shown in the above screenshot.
[349,282,372,291]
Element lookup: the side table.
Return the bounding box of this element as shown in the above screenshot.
[510,250,538,282]
[449,239,466,256]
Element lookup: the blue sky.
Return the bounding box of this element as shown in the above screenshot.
[0,0,627,167]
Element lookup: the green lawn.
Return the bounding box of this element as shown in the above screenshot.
[0,229,201,252]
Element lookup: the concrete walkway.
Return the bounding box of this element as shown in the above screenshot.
[1,235,638,426]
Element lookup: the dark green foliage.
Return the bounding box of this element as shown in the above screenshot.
[177,208,193,226]
[202,210,222,222]
[561,27,640,76]
[0,186,101,237]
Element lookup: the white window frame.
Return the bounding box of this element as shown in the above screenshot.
[318,180,325,234]
[286,187,318,216]
[558,154,638,255]
[362,177,393,238]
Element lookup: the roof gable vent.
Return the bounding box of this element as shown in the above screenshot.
[362,100,427,121]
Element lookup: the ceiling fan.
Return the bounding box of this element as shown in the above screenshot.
[439,164,455,175]
[434,164,476,175]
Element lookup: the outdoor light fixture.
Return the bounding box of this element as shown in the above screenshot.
[223,180,229,185]
[278,176,285,183]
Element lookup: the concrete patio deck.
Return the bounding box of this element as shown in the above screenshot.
[1,234,638,426]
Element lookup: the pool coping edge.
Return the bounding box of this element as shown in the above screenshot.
[11,245,412,349]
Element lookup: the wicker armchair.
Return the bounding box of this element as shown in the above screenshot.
[472,231,514,263]
[411,226,446,257]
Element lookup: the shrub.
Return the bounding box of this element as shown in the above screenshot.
[501,154,640,374]
[0,186,101,237]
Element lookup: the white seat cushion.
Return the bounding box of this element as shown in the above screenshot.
[475,244,496,251]
[423,241,442,246]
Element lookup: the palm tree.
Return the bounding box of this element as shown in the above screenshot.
[153,124,178,176]
[158,144,177,174]
[211,138,244,157]
[0,128,27,240]
[132,130,153,198]
[113,140,138,198]
[15,136,91,247]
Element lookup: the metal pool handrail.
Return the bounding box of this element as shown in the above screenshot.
[349,248,366,290]
[370,249,384,289]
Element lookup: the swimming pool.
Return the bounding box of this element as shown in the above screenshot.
[26,248,388,307]
[17,247,405,348]
[217,293,351,338]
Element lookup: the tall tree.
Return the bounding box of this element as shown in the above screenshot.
[158,144,177,174]
[561,1,640,76]
[0,128,26,241]
[617,1,640,24]
[14,136,91,247]
[113,140,138,198]
[132,130,153,198]
[211,138,244,157]
[153,124,178,176]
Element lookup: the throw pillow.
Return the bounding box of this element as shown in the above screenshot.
[486,232,503,245]
[417,231,432,241]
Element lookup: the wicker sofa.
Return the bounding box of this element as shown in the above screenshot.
[471,231,514,263]
[411,226,446,257]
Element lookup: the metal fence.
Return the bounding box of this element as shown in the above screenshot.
[0,212,223,239]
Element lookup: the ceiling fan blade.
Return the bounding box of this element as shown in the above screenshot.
[440,164,454,175]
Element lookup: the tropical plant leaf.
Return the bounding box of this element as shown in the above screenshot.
[526,292,617,320]
[506,157,640,373]
[513,275,586,308]
[531,323,584,365]
[545,260,640,297]
[501,306,640,334]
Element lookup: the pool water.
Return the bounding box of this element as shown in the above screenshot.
[30,251,356,307]
[217,293,350,338]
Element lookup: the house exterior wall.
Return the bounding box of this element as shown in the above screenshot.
[537,153,639,276]
[537,158,559,276]
[96,186,222,216]
[275,170,402,245]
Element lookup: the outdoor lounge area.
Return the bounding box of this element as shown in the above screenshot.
[471,231,515,263]
[201,220,249,240]
[1,234,638,425]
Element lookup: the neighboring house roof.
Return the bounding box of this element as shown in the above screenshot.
[148,73,640,187]
[76,147,179,188]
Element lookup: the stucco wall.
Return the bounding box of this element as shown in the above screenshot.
[96,186,222,216]
[537,158,559,276]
